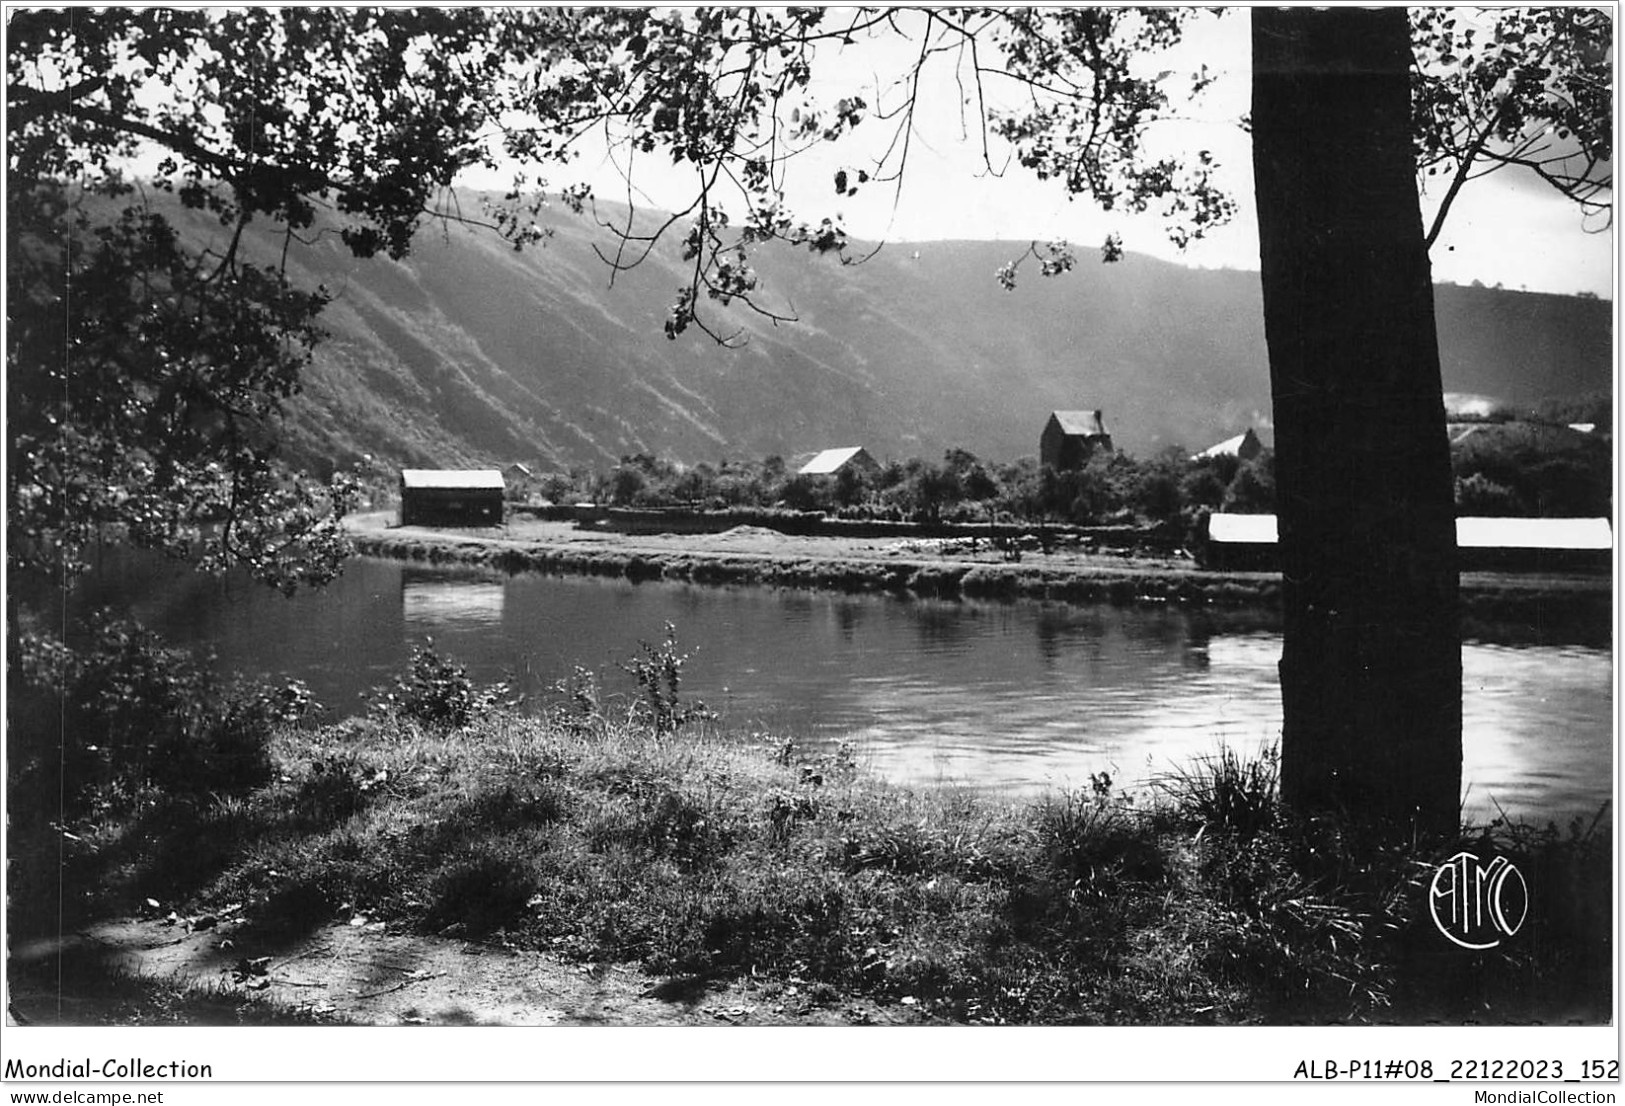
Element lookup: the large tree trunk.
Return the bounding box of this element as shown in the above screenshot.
[1251,8,1462,839]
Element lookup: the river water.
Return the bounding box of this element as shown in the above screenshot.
[38,552,1615,825]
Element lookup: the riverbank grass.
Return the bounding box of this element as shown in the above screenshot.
[11,645,1609,1024]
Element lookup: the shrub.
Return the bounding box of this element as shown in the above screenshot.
[1450,422,1611,518]
[1222,452,1276,513]
[9,613,308,817]
[780,473,832,512]
[373,638,511,729]
[618,622,714,734]
[1455,471,1526,515]
[548,665,601,729]
[1179,465,1229,513]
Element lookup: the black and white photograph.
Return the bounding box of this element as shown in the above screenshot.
[3,2,1615,1091]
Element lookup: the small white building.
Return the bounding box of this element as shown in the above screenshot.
[797,447,880,477]
[399,469,505,527]
[1193,428,1264,462]
[1455,516,1613,552]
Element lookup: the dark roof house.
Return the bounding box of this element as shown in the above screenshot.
[1041,410,1113,471]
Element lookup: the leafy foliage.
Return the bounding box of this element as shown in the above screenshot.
[1221,452,1276,515]
[1411,8,1612,244]
[5,9,577,589]
[987,10,1237,249]
[484,8,1237,340]
[1449,420,1611,517]
[7,186,359,591]
[9,613,318,819]
[478,7,1609,333]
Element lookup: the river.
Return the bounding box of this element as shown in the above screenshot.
[35,552,1615,826]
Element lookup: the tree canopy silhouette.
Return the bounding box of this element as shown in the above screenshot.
[6,9,580,588]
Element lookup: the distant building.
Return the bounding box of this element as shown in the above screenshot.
[1199,513,1612,572]
[1199,512,1279,569]
[1041,410,1113,471]
[1456,516,1613,556]
[797,447,880,477]
[1449,420,1602,451]
[1193,428,1264,462]
[399,469,505,527]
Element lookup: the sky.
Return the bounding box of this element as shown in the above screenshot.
[474,8,1614,298]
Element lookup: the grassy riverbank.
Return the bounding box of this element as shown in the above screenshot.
[349,516,1281,606]
[345,513,1611,640]
[9,637,1610,1026]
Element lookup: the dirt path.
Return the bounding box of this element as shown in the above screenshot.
[8,915,918,1027]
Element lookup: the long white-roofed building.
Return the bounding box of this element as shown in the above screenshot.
[1200,512,1612,572]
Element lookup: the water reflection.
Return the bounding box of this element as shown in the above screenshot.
[852,630,1285,798]
[833,601,865,642]
[27,553,1612,826]
[402,570,504,628]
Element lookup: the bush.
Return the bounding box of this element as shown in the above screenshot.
[618,622,714,734]
[1455,471,1525,515]
[9,613,313,818]
[1451,422,1611,517]
[780,473,832,512]
[1222,452,1276,514]
[548,665,601,730]
[373,638,512,729]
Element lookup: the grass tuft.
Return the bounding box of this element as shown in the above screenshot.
[1156,744,1281,843]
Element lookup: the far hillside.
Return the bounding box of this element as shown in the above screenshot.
[149,193,1613,477]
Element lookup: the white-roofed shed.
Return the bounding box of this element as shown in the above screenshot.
[399,469,506,527]
[797,447,879,477]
